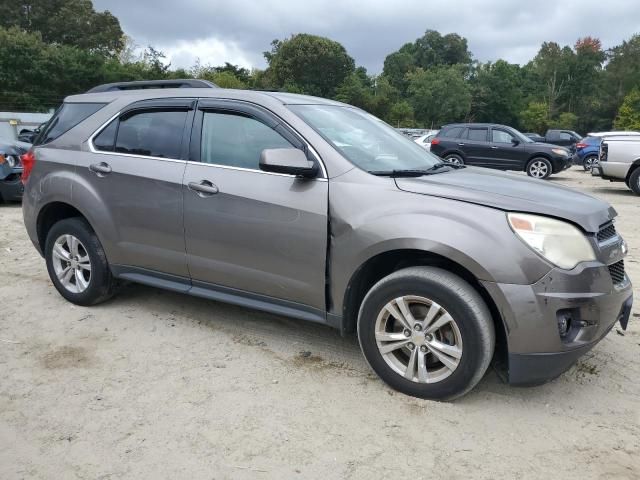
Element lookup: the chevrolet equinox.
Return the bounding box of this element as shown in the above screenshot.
[21,82,633,400]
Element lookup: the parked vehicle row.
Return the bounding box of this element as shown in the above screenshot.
[430,123,572,179]
[524,129,583,150]
[592,133,640,194]
[21,81,632,400]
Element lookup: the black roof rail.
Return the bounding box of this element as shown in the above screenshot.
[86,79,218,93]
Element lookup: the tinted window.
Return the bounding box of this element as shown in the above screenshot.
[467,128,488,142]
[115,110,187,159]
[559,132,572,140]
[37,103,106,145]
[492,129,515,143]
[442,127,463,138]
[201,112,292,169]
[93,120,118,152]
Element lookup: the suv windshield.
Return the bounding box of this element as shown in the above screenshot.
[289,105,442,173]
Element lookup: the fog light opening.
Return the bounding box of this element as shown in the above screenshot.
[557,314,571,338]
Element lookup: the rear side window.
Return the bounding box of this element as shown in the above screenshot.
[442,127,463,138]
[200,111,292,169]
[466,128,488,142]
[94,110,188,159]
[37,103,106,145]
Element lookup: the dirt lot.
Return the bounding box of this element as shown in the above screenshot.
[1,167,639,480]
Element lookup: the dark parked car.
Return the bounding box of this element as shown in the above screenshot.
[543,129,582,149]
[430,123,572,179]
[524,132,545,143]
[21,82,632,400]
[0,139,28,202]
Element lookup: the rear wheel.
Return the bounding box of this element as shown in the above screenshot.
[629,168,640,195]
[526,157,552,179]
[444,154,464,166]
[583,155,598,171]
[357,267,495,400]
[45,217,117,306]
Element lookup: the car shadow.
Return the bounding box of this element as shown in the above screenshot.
[101,282,580,406]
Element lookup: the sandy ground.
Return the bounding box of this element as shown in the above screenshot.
[0,167,639,480]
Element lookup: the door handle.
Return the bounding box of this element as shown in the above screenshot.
[458,143,465,146]
[491,146,499,149]
[188,180,219,197]
[89,162,112,175]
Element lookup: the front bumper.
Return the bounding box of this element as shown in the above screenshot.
[0,171,24,202]
[482,260,633,385]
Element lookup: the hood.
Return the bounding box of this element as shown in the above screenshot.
[395,167,615,232]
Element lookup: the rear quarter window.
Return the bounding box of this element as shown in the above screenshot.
[36,103,106,145]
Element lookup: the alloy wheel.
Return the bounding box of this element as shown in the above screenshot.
[51,234,92,293]
[529,160,549,178]
[375,295,463,384]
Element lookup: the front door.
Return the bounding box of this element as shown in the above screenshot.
[489,127,525,170]
[183,100,329,311]
[79,99,193,277]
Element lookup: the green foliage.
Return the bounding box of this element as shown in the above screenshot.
[407,66,471,127]
[264,34,355,97]
[549,112,578,130]
[471,60,523,127]
[0,0,124,56]
[614,88,640,130]
[520,102,549,133]
[389,101,415,127]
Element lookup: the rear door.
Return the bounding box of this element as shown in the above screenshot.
[489,127,526,170]
[460,127,491,166]
[80,98,193,277]
[182,99,329,312]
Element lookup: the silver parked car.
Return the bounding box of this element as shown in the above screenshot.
[21,82,633,400]
[592,134,640,194]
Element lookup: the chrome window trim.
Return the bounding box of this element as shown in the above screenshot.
[88,106,329,179]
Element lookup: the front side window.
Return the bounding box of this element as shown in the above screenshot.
[200,111,292,169]
[559,132,572,141]
[466,128,488,142]
[288,105,442,172]
[492,129,515,144]
[114,110,187,159]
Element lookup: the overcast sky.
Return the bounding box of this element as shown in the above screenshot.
[94,0,640,73]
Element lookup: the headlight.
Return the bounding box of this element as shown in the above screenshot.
[6,155,19,168]
[552,148,569,157]
[507,213,596,269]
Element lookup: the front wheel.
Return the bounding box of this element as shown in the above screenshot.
[357,267,495,400]
[526,158,552,179]
[629,168,640,195]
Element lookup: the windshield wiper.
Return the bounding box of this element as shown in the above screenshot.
[370,163,463,177]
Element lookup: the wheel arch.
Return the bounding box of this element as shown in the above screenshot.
[340,248,508,362]
[625,158,640,182]
[36,202,96,253]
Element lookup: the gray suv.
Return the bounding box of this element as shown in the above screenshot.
[21,83,633,400]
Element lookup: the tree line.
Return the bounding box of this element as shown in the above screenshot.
[1,0,640,133]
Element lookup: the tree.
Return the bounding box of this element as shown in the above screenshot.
[528,42,575,119]
[471,60,523,127]
[407,66,471,127]
[264,34,355,97]
[382,50,414,92]
[520,102,549,133]
[389,101,414,127]
[0,0,124,56]
[412,30,472,69]
[549,112,578,130]
[614,88,640,130]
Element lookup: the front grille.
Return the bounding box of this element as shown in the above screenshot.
[597,223,617,243]
[608,260,626,285]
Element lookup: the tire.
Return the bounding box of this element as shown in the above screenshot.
[526,157,552,179]
[629,168,640,195]
[357,267,495,401]
[582,155,598,172]
[45,217,117,306]
[444,154,464,166]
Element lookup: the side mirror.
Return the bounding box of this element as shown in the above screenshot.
[511,138,520,146]
[259,148,318,178]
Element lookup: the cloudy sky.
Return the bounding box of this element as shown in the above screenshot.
[94,0,639,73]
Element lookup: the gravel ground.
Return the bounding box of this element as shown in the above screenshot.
[1,167,639,480]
